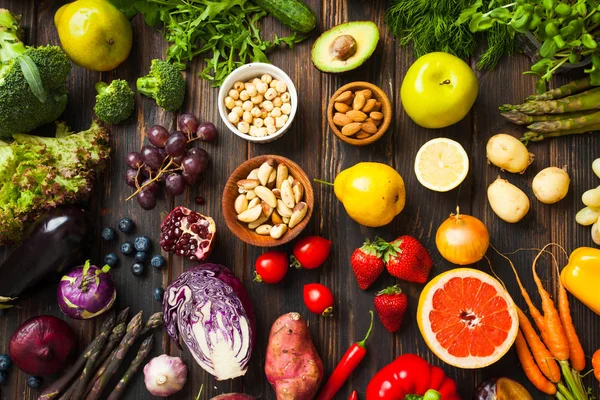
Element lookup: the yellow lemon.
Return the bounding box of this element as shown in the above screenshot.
[55,0,132,71]
[333,162,405,227]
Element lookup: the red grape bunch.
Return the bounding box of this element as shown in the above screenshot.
[125,113,218,210]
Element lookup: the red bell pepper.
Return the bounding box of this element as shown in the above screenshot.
[349,390,358,400]
[366,354,460,400]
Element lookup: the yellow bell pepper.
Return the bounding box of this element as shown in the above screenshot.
[561,247,600,315]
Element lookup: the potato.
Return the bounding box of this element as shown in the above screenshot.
[265,312,323,400]
[487,177,530,223]
[532,167,570,204]
[486,134,534,173]
[576,207,600,226]
[593,158,600,179]
[211,395,255,400]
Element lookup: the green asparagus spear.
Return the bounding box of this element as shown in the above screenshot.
[527,110,600,133]
[527,77,593,101]
[105,336,154,400]
[37,315,116,400]
[84,311,143,400]
[499,87,600,115]
[501,110,597,125]
[521,123,600,145]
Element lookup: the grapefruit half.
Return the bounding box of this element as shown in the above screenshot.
[417,268,518,369]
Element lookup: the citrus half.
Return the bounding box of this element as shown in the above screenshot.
[414,138,469,192]
[417,268,518,369]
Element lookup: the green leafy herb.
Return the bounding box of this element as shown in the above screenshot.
[385,0,516,70]
[111,0,305,87]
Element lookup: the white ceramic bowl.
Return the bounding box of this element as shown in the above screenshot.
[218,63,298,144]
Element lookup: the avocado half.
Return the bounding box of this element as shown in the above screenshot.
[311,21,379,73]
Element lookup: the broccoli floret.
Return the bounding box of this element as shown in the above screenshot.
[94,80,135,124]
[136,59,185,112]
[0,9,71,140]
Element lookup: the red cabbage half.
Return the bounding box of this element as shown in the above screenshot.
[163,264,254,381]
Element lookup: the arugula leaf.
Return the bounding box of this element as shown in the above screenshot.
[124,0,306,86]
[17,55,46,103]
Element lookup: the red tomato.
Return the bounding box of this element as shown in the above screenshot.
[254,252,288,284]
[303,283,334,316]
[291,236,332,269]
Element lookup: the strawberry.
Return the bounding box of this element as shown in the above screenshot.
[350,238,387,290]
[384,235,433,283]
[374,285,407,333]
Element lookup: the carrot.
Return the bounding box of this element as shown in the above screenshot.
[593,349,600,382]
[515,329,557,395]
[531,245,569,361]
[496,249,547,333]
[516,307,560,382]
[554,254,586,372]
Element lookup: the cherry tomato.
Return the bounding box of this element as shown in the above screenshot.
[254,252,288,284]
[291,236,332,269]
[303,283,334,316]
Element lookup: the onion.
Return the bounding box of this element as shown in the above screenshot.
[57,260,116,320]
[436,207,490,265]
[9,315,77,375]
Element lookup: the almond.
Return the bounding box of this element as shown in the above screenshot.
[362,98,377,113]
[333,112,353,127]
[335,90,353,103]
[352,92,366,110]
[334,102,351,113]
[373,101,381,111]
[356,131,371,139]
[370,111,384,121]
[346,110,367,122]
[361,121,378,134]
[360,89,373,100]
[341,122,362,136]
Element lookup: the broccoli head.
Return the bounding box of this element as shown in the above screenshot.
[94,79,135,124]
[0,9,71,140]
[136,59,185,112]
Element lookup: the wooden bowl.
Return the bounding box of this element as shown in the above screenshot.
[327,81,392,146]
[222,155,314,247]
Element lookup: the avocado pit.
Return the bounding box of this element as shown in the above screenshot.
[329,34,357,61]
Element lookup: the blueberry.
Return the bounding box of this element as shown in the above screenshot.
[131,263,145,276]
[153,287,164,302]
[0,355,11,372]
[120,242,134,256]
[134,236,152,252]
[150,255,166,269]
[103,252,119,267]
[26,376,42,389]
[134,251,149,263]
[100,227,116,242]
[118,218,135,233]
[0,371,6,384]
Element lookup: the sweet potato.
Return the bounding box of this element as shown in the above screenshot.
[265,312,323,400]
[210,394,255,400]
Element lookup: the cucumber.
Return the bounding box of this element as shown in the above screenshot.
[253,0,317,33]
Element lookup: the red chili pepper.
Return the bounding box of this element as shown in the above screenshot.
[349,390,358,400]
[316,311,374,400]
[366,354,460,400]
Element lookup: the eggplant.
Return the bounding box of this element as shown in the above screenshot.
[0,206,94,302]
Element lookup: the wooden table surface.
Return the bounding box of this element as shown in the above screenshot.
[1,0,599,399]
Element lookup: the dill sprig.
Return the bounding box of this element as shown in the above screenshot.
[385,0,515,70]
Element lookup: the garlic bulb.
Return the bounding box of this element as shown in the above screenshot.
[143,354,187,397]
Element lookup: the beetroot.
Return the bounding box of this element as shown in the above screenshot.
[211,394,255,400]
[9,315,77,375]
[159,206,215,261]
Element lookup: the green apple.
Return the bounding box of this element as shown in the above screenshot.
[401,52,478,129]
